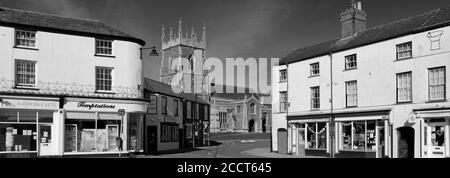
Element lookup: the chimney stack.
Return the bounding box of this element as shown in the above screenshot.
[340,0,366,39]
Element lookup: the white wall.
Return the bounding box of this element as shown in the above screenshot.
[0,26,143,98]
[271,65,288,151]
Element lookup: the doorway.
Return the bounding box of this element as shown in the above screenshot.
[38,125,52,156]
[262,114,267,133]
[397,127,414,158]
[423,118,447,158]
[248,119,255,133]
[146,126,157,153]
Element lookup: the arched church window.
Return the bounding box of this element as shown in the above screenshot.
[250,103,255,114]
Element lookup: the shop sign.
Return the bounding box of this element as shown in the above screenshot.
[0,99,59,110]
[165,116,178,123]
[64,101,146,113]
[77,102,116,110]
[118,109,126,116]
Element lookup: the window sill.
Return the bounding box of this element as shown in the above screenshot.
[14,46,38,51]
[279,80,288,83]
[308,75,320,78]
[305,148,327,151]
[394,57,413,62]
[13,86,39,91]
[95,54,116,58]
[426,99,447,103]
[338,149,376,153]
[345,106,358,108]
[343,68,357,72]
[95,91,116,95]
[396,101,413,105]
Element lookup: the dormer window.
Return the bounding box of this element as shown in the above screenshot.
[15,29,36,48]
[95,39,113,56]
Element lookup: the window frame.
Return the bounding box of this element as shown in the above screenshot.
[345,54,357,70]
[161,96,168,115]
[173,99,179,117]
[95,66,114,92]
[310,63,320,77]
[311,86,320,110]
[396,42,413,60]
[250,103,257,114]
[428,67,446,102]
[345,80,358,107]
[15,29,37,49]
[280,69,287,83]
[279,91,288,113]
[95,39,114,57]
[236,105,241,113]
[396,72,413,103]
[15,59,37,89]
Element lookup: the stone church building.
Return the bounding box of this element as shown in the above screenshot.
[210,85,272,133]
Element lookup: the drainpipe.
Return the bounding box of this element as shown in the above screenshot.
[286,62,290,154]
[329,52,335,158]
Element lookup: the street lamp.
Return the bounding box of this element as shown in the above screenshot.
[140,46,159,59]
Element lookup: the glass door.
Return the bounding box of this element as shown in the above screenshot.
[38,125,52,156]
[424,118,447,158]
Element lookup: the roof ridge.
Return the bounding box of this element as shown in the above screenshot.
[363,8,439,33]
[0,6,101,23]
[418,8,441,29]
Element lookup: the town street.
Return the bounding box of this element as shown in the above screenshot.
[136,133,274,158]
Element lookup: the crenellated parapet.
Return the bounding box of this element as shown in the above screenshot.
[162,18,206,50]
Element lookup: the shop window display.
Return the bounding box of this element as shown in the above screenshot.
[127,115,143,151]
[339,121,378,151]
[65,119,122,153]
[306,122,327,149]
[1,110,53,152]
[353,121,366,150]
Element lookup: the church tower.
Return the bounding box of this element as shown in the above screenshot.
[160,19,209,100]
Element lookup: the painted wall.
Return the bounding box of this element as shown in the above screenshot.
[0,26,143,99]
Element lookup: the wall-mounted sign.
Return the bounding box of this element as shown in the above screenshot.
[77,102,116,110]
[118,109,126,116]
[0,99,59,110]
[427,30,443,51]
[147,95,157,114]
[64,101,146,113]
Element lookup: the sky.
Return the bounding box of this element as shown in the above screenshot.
[1,0,449,89]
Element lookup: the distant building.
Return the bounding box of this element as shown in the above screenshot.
[210,85,272,133]
[143,78,209,152]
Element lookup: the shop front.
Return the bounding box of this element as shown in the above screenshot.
[415,109,450,158]
[0,96,60,158]
[288,109,391,158]
[62,98,146,157]
[288,118,330,157]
